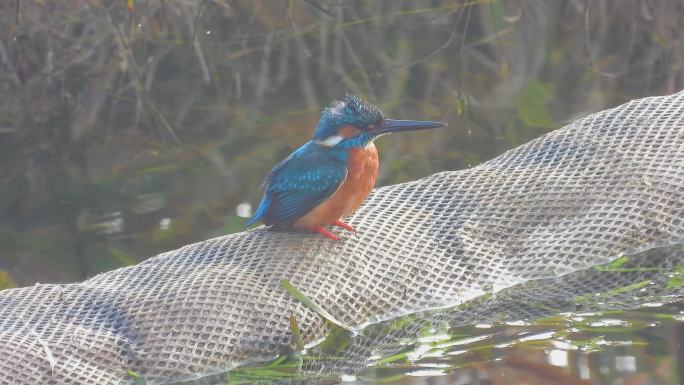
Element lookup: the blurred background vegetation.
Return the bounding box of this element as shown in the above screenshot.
[0,0,682,286]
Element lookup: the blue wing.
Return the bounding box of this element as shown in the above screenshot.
[247,141,348,227]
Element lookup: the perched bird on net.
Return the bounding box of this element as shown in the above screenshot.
[247,93,446,240]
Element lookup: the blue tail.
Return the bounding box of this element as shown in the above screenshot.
[246,195,270,227]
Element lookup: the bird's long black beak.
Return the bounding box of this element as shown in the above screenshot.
[375,119,446,135]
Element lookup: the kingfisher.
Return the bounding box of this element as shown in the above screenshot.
[247,93,446,240]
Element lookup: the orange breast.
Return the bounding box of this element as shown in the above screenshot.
[293,144,379,229]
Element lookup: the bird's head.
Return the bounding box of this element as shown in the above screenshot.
[313,93,446,148]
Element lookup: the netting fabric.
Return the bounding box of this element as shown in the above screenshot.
[1,92,683,385]
[292,245,684,385]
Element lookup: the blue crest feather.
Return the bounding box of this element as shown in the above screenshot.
[314,93,383,140]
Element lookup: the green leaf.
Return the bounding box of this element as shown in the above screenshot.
[280,279,356,332]
[666,266,684,289]
[289,315,304,351]
[0,270,16,290]
[516,81,556,129]
[127,370,147,385]
[454,95,469,116]
[595,255,630,271]
[603,279,652,296]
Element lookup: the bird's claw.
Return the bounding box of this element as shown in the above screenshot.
[330,220,355,232]
[313,225,340,241]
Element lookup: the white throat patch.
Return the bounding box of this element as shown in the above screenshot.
[315,135,344,147]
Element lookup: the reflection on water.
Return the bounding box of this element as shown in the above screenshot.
[174,245,683,385]
[235,203,253,219]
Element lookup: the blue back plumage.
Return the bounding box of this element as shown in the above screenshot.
[247,141,349,226]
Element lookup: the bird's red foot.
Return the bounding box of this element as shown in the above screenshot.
[330,219,355,232]
[313,225,340,241]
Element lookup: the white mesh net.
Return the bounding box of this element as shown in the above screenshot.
[290,244,684,385]
[1,92,683,385]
